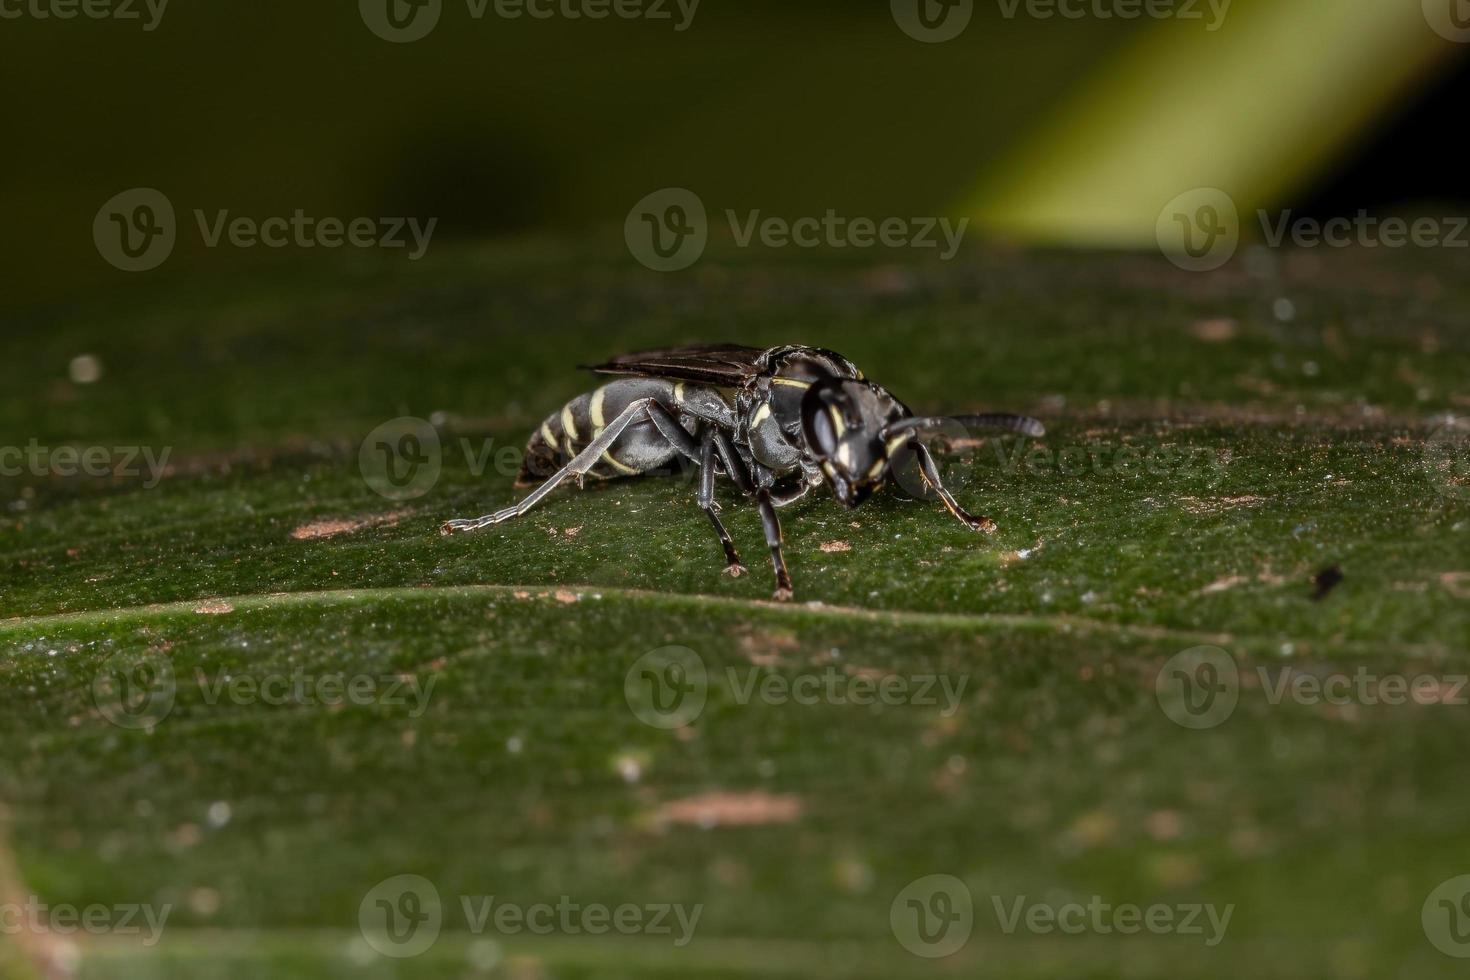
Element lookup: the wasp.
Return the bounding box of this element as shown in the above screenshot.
[442,344,1044,600]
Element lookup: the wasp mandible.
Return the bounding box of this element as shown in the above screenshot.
[442,344,1044,600]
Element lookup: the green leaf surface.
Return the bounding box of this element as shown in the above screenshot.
[2,241,1468,978]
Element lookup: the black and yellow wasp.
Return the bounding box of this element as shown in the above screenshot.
[442,344,1044,600]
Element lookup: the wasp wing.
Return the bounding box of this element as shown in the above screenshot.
[583,344,767,387]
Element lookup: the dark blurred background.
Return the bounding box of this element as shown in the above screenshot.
[1,0,1467,304]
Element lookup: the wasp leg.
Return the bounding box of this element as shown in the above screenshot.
[697,431,747,577]
[706,431,794,600]
[638,405,748,578]
[911,440,997,534]
[769,477,812,508]
[755,489,795,601]
[441,398,663,534]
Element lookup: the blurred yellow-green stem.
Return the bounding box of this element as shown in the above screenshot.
[966,0,1464,245]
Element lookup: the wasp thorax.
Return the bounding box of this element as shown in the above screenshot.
[801,377,906,508]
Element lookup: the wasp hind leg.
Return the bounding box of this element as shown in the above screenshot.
[695,430,747,578]
[441,397,664,535]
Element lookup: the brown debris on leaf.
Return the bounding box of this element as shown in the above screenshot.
[651,791,802,829]
[290,511,405,541]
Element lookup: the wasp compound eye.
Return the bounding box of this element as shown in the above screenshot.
[800,377,847,459]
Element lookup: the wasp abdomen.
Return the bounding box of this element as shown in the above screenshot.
[517,378,688,485]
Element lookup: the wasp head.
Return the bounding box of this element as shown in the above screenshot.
[801,378,908,508]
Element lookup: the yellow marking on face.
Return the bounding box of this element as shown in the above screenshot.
[751,403,771,426]
[867,458,887,479]
[600,450,639,475]
[540,422,557,446]
[771,377,811,389]
[837,442,854,469]
[590,387,607,430]
[673,382,685,403]
[561,404,579,442]
[828,407,845,438]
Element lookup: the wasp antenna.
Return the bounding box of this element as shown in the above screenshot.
[950,413,1046,438]
[883,414,1046,440]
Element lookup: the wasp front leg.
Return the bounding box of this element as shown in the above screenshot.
[910,440,997,534]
